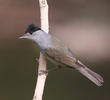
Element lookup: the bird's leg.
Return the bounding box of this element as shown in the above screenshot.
[39,66,62,75]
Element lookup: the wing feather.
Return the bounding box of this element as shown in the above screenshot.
[45,48,77,66]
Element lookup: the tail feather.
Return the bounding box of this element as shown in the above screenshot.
[74,60,104,86]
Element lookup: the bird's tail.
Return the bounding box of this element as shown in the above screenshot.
[74,60,104,86]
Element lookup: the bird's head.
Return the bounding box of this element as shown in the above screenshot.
[19,23,41,40]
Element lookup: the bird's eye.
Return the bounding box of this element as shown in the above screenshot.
[30,32,33,35]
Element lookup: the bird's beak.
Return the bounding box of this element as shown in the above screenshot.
[19,33,30,39]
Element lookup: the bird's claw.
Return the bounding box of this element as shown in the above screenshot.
[39,70,48,76]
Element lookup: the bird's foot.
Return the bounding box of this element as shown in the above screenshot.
[39,70,49,76]
[38,66,62,76]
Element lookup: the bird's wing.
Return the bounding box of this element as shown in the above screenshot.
[45,47,77,66]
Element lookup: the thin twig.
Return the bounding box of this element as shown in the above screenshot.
[33,0,49,100]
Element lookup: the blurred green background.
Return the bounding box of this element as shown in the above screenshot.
[0,0,110,100]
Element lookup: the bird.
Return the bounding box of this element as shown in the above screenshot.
[19,23,104,86]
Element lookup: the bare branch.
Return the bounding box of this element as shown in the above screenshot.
[33,0,49,100]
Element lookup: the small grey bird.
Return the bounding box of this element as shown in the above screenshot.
[20,24,104,86]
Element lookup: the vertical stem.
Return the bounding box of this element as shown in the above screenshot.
[39,0,49,33]
[33,0,49,100]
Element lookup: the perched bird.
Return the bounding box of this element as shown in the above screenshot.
[19,23,104,86]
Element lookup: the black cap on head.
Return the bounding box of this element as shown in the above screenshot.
[25,23,41,34]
